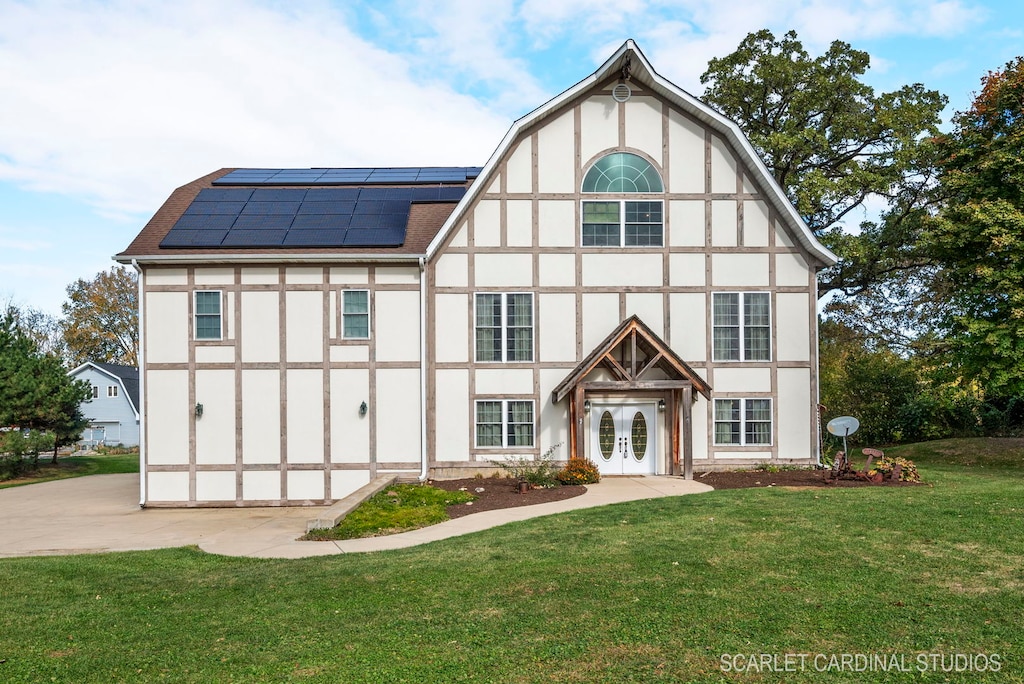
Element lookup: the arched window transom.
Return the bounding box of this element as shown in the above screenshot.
[581,153,664,247]
[582,152,663,193]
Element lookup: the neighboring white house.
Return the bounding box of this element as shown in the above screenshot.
[116,40,837,507]
[68,362,140,447]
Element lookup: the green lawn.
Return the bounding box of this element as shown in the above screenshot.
[0,439,1021,682]
[0,452,138,489]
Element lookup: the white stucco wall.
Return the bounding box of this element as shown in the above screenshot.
[146,370,188,465]
[241,369,281,464]
[195,369,235,464]
[285,369,324,464]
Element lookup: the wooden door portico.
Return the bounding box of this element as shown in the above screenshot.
[552,316,712,479]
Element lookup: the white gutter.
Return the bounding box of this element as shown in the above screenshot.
[131,259,147,508]
[418,256,429,482]
[114,253,422,266]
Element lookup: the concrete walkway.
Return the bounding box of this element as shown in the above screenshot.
[0,474,712,560]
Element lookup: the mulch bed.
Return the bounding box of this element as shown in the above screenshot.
[431,477,587,519]
[696,469,924,489]
[431,471,923,520]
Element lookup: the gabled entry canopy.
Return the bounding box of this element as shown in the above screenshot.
[552,315,711,403]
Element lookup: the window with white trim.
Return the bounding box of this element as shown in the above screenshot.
[475,293,533,362]
[581,152,664,247]
[107,385,118,398]
[91,385,99,399]
[342,290,370,339]
[712,292,771,361]
[475,400,535,448]
[714,398,772,446]
[194,291,222,340]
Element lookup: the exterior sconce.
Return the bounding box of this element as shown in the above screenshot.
[195,403,204,418]
[658,399,666,412]
[583,400,591,413]
[359,401,368,417]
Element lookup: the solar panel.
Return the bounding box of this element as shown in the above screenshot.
[304,188,360,201]
[170,214,237,230]
[241,201,302,215]
[160,229,228,247]
[232,215,294,230]
[352,201,384,216]
[220,230,288,247]
[296,201,356,215]
[282,230,349,246]
[291,214,351,230]
[184,201,248,216]
[195,188,253,202]
[344,228,405,246]
[250,188,307,202]
[213,167,481,186]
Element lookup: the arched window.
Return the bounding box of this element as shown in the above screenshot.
[581,152,664,247]
[582,152,663,192]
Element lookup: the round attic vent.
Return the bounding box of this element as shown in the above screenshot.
[611,82,632,102]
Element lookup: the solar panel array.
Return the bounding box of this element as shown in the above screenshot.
[213,167,483,186]
[160,185,468,249]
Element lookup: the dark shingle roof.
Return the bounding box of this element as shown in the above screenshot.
[89,362,140,414]
[117,167,478,260]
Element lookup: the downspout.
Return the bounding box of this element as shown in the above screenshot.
[418,256,429,481]
[131,259,146,507]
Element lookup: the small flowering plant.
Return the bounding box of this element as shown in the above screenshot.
[868,456,921,482]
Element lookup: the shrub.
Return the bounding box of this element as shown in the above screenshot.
[490,443,563,488]
[557,458,600,485]
[869,456,921,482]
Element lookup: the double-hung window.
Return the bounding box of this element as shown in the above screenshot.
[475,293,533,362]
[194,291,222,340]
[581,152,664,247]
[714,398,772,446]
[712,292,771,361]
[107,385,118,398]
[475,400,535,448]
[91,385,99,399]
[342,290,370,339]
[582,201,663,246]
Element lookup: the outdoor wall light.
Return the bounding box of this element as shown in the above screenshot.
[359,401,368,417]
[583,399,591,413]
[195,403,204,418]
[658,399,666,412]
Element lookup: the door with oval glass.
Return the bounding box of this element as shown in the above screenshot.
[591,403,657,475]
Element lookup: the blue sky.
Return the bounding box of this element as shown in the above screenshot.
[2,0,1022,316]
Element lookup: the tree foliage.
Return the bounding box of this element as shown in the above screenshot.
[926,57,1024,395]
[61,266,138,367]
[1,306,91,464]
[700,29,947,297]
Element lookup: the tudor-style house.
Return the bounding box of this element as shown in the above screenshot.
[117,40,837,507]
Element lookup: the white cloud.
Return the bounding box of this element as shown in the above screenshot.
[0,1,511,218]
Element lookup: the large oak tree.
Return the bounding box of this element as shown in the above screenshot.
[700,30,947,298]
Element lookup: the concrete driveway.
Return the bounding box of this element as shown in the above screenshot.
[0,473,711,559]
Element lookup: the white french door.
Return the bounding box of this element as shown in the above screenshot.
[590,403,657,475]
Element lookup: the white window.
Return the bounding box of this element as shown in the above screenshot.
[581,200,664,247]
[342,290,370,339]
[475,293,533,362]
[714,398,772,446]
[713,292,771,361]
[581,152,664,247]
[91,385,99,399]
[194,291,222,340]
[107,385,118,398]
[475,400,535,448]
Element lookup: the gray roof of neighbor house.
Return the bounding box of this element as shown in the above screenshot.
[116,167,481,263]
[70,362,140,416]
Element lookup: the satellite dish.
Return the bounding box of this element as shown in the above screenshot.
[826,416,860,436]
